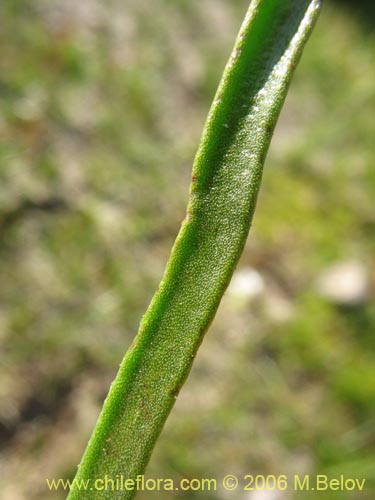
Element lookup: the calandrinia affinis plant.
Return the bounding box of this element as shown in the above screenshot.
[67,1,321,498]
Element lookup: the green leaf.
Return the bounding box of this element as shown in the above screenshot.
[67,1,321,498]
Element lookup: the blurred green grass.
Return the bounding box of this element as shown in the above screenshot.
[0,1,374,499]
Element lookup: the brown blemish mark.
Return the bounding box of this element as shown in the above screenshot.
[103,442,119,458]
[185,209,193,222]
[130,337,138,350]
[232,47,242,59]
[170,386,181,399]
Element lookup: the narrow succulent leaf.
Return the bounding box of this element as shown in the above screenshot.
[68,1,321,498]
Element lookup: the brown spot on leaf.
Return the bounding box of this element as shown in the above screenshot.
[170,386,181,399]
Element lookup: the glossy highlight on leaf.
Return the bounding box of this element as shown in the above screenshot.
[67,1,321,499]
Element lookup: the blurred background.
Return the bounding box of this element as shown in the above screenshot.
[0,1,374,499]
